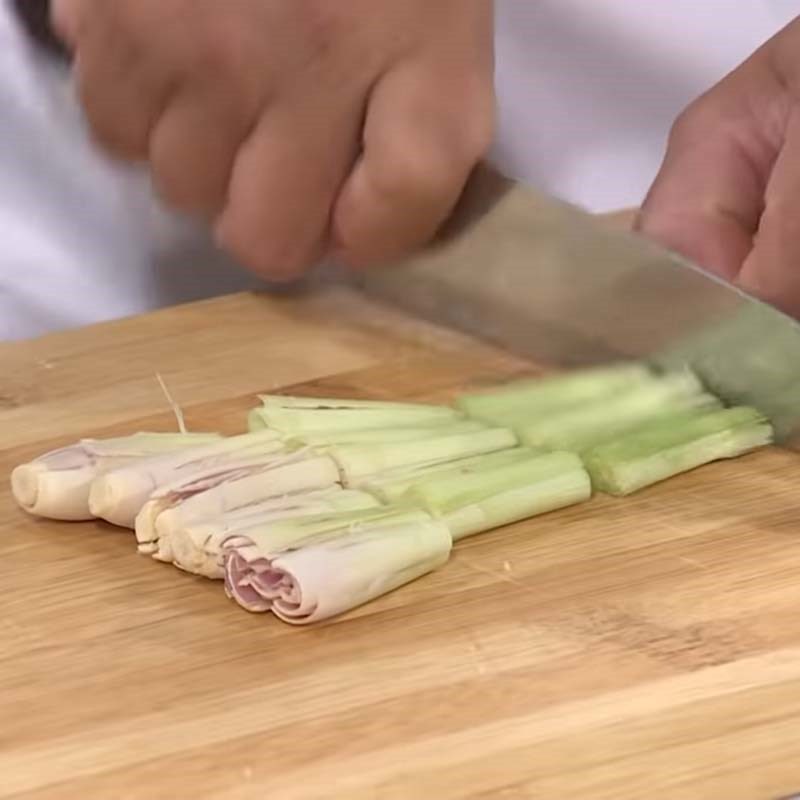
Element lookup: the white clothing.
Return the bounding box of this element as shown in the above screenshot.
[490,0,799,212]
[0,1,260,341]
[0,0,798,340]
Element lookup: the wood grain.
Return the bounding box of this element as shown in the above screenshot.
[2,285,800,800]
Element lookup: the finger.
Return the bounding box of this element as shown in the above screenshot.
[149,86,260,217]
[215,93,363,281]
[331,59,494,269]
[50,0,85,46]
[635,107,770,284]
[738,110,800,316]
[69,13,175,160]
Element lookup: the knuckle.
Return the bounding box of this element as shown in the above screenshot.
[456,100,495,163]
[667,98,712,147]
[150,165,193,212]
[369,106,494,207]
[81,106,147,160]
[217,221,314,282]
[369,146,459,205]
[150,163,225,217]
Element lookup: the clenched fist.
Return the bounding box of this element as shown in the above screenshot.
[52,0,495,279]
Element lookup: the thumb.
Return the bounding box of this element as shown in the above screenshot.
[635,98,773,284]
[737,109,800,317]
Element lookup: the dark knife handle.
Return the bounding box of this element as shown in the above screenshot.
[13,0,71,61]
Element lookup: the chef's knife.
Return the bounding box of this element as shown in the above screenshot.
[357,163,800,446]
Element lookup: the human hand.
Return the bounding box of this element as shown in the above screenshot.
[52,0,495,279]
[635,17,800,318]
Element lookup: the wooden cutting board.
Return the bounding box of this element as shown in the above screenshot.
[2,284,800,800]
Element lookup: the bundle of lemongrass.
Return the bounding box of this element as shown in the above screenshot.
[11,364,773,625]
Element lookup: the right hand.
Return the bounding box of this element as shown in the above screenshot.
[636,16,800,317]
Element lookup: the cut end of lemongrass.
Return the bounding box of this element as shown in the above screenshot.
[134,497,165,546]
[10,463,42,509]
[223,515,452,623]
[165,488,384,580]
[583,406,774,496]
[152,507,183,563]
[10,463,97,521]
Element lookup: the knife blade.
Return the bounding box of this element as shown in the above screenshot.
[357,164,800,446]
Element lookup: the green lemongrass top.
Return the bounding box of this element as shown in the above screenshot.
[443,470,591,540]
[514,371,718,452]
[583,406,774,496]
[328,427,518,484]
[284,419,487,448]
[357,446,543,503]
[248,403,462,435]
[405,451,587,514]
[456,363,654,422]
[256,395,457,411]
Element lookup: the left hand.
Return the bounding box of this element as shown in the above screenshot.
[635,16,800,318]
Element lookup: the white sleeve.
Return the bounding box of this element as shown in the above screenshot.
[0,0,260,341]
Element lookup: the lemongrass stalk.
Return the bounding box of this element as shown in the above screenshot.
[583,406,774,496]
[223,515,452,624]
[228,505,433,554]
[133,447,313,555]
[88,430,285,528]
[137,455,341,555]
[256,395,456,411]
[405,452,591,540]
[285,419,487,448]
[456,363,654,423]
[179,484,348,530]
[443,475,591,540]
[249,404,462,435]
[10,432,221,522]
[407,451,586,512]
[515,371,719,452]
[165,489,382,579]
[329,428,517,485]
[358,446,543,503]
